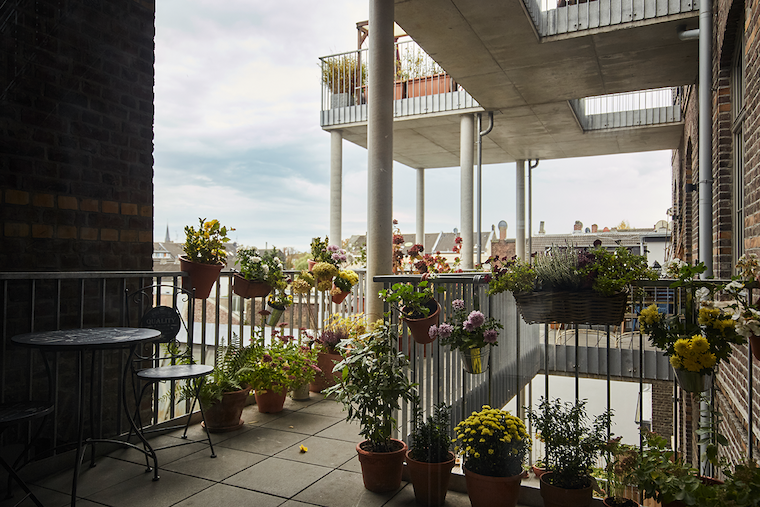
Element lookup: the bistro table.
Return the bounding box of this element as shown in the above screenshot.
[12,327,162,507]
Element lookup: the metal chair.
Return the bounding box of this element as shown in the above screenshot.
[0,356,54,506]
[124,284,215,465]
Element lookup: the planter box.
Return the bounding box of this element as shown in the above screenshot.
[513,290,628,326]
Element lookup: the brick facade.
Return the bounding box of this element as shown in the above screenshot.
[0,0,156,272]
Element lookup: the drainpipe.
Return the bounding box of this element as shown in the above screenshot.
[698,0,713,279]
[528,159,539,263]
[476,112,494,265]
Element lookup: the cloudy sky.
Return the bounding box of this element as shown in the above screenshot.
[153,0,672,252]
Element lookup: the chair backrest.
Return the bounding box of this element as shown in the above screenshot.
[125,284,194,345]
[140,305,182,342]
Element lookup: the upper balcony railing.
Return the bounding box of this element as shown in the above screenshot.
[569,86,685,131]
[319,40,480,128]
[523,0,699,38]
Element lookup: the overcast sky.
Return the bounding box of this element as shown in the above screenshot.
[153,0,672,252]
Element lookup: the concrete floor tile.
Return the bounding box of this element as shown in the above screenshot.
[314,419,362,442]
[216,426,307,456]
[383,483,473,506]
[32,456,148,497]
[106,435,209,468]
[274,435,357,469]
[241,405,293,426]
[162,446,266,482]
[223,456,330,498]
[84,469,213,507]
[261,411,342,436]
[337,455,362,474]
[163,417,255,445]
[298,399,346,418]
[292,469,401,507]
[0,485,71,507]
[170,483,285,507]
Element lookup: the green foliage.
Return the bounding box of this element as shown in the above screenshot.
[235,246,286,289]
[408,403,452,463]
[707,458,760,507]
[486,259,536,295]
[600,437,638,503]
[321,55,366,94]
[526,398,611,490]
[247,328,320,391]
[580,246,658,295]
[324,321,419,452]
[379,280,444,318]
[182,218,233,265]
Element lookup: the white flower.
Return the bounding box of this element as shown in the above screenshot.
[262,265,269,274]
[725,280,745,294]
[252,256,262,263]
[695,287,710,302]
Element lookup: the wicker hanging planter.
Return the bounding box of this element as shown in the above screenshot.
[513,290,628,325]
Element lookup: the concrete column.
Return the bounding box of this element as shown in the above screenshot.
[516,159,526,260]
[460,114,475,270]
[416,168,425,246]
[366,0,394,321]
[330,129,343,246]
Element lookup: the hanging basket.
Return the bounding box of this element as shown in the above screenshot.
[232,274,272,299]
[513,290,628,325]
[674,368,712,393]
[179,255,223,299]
[403,300,441,344]
[459,347,491,374]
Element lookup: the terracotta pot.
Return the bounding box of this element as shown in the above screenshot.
[201,387,251,433]
[332,289,350,304]
[403,301,440,344]
[464,466,526,507]
[603,498,639,507]
[179,255,223,299]
[290,384,310,401]
[405,451,456,507]
[254,387,287,413]
[309,351,342,393]
[540,472,594,507]
[307,259,317,271]
[750,335,760,361]
[532,464,547,478]
[232,274,272,299]
[356,439,407,493]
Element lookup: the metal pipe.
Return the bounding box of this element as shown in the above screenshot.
[698,0,713,277]
[476,112,494,265]
[516,160,526,260]
[528,159,539,263]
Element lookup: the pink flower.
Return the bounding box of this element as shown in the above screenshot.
[467,311,485,328]
[262,353,272,363]
[452,299,465,311]
[437,323,454,339]
[484,329,498,344]
[428,325,438,340]
[463,321,476,332]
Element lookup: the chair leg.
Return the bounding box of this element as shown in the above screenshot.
[0,454,45,507]
[133,381,155,472]
[192,379,216,458]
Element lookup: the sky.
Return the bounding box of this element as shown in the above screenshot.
[153,0,673,252]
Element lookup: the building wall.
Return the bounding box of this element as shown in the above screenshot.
[0,0,155,272]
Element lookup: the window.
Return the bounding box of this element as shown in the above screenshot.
[731,24,745,270]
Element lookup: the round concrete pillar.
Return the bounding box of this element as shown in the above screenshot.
[330,129,343,246]
[460,114,475,270]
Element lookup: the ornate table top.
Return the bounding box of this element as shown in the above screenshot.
[12,327,161,350]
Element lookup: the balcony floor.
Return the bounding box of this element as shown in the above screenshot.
[1,395,531,507]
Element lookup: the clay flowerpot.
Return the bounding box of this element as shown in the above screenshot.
[254,387,287,413]
[232,274,272,299]
[179,255,224,299]
[309,350,342,393]
[464,466,526,507]
[750,335,760,361]
[532,464,547,478]
[540,473,593,507]
[332,288,350,304]
[406,451,455,507]
[307,259,317,271]
[403,300,440,344]
[603,498,639,507]
[356,439,407,493]
[201,387,251,433]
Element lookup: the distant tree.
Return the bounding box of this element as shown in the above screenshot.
[616,220,631,230]
[292,252,310,271]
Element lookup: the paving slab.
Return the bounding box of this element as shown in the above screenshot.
[292,469,402,507]
[314,418,362,442]
[162,446,267,482]
[84,469,213,507]
[223,456,331,498]
[274,435,358,468]
[216,426,307,456]
[32,456,148,497]
[261,411,343,435]
[170,482,285,507]
[106,435,209,467]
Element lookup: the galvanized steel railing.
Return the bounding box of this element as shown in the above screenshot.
[569,86,684,131]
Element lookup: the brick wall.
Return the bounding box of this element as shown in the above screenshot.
[0,0,156,271]
[651,380,674,438]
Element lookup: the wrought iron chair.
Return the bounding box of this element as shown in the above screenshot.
[0,354,54,507]
[124,284,216,465]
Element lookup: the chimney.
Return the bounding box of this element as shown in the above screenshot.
[538,221,545,235]
[498,220,508,240]
[591,224,598,233]
[573,220,583,233]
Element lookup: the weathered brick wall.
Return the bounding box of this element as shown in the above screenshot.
[672,85,698,262]
[745,0,760,254]
[651,380,674,438]
[0,0,155,271]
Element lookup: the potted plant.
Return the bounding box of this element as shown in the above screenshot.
[599,437,639,507]
[321,53,365,108]
[266,288,293,327]
[453,405,531,507]
[406,402,455,507]
[173,338,255,433]
[312,262,339,292]
[309,313,365,393]
[639,261,745,393]
[179,218,234,299]
[431,298,501,373]
[706,457,760,507]
[324,320,418,493]
[527,397,611,507]
[725,253,760,360]
[233,246,285,299]
[248,327,320,413]
[379,280,444,344]
[331,268,359,304]
[486,246,657,325]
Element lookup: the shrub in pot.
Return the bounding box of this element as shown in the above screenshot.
[233,246,285,298]
[379,280,444,344]
[406,403,455,507]
[453,405,531,507]
[599,437,639,507]
[309,314,365,393]
[324,320,418,493]
[527,398,611,507]
[179,218,233,299]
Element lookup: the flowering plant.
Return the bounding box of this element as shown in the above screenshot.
[332,269,359,295]
[432,299,502,351]
[310,236,347,267]
[316,313,366,353]
[379,280,444,318]
[312,262,339,291]
[453,405,530,477]
[248,328,320,392]
[235,246,286,288]
[182,218,234,265]
[723,254,760,339]
[406,242,463,274]
[267,289,293,310]
[291,270,315,294]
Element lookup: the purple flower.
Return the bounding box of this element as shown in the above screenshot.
[327,244,340,252]
[437,323,454,339]
[332,252,343,262]
[467,311,485,328]
[484,329,498,344]
[463,321,476,332]
[428,325,438,340]
[262,353,272,363]
[452,299,465,310]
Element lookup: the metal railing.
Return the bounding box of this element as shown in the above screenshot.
[319,40,480,127]
[569,87,684,131]
[523,0,699,37]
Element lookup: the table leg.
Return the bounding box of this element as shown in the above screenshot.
[121,344,159,481]
[71,350,85,506]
